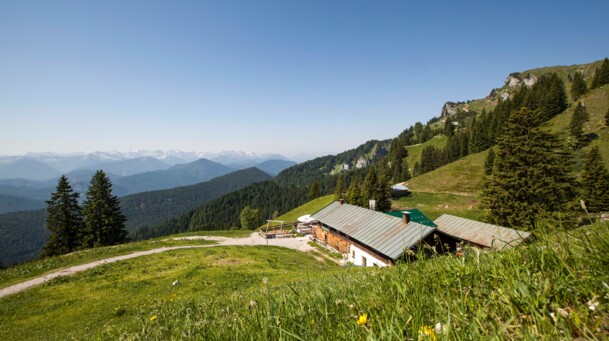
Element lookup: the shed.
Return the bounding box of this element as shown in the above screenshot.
[434,214,531,250]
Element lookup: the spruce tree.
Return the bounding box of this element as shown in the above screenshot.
[591,58,609,89]
[308,180,319,199]
[41,176,83,257]
[482,108,575,229]
[362,165,379,206]
[569,103,590,147]
[346,180,365,207]
[484,148,496,176]
[580,146,609,212]
[334,177,344,200]
[374,171,393,212]
[570,72,587,101]
[82,170,128,247]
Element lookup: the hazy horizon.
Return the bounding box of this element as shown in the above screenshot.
[2,1,609,157]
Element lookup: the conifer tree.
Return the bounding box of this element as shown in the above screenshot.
[374,171,393,212]
[82,170,128,247]
[334,177,344,200]
[308,180,319,199]
[605,108,609,127]
[362,165,379,205]
[580,146,609,212]
[484,148,496,176]
[41,176,83,257]
[346,180,365,207]
[591,58,609,89]
[570,72,587,101]
[400,159,411,182]
[569,103,590,147]
[482,108,575,229]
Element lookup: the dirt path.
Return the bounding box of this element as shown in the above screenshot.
[0,232,330,299]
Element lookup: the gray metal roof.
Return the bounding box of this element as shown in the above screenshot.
[311,201,435,260]
[434,214,531,250]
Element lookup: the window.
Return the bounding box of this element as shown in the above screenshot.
[362,256,367,266]
[352,250,355,259]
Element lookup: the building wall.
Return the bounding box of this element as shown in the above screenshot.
[312,225,351,255]
[348,243,389,267]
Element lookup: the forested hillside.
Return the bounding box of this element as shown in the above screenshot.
[121,167,272,233]
[0,209,47,266]
[130,180,307,239]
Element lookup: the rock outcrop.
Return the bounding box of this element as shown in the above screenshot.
[504,72,538,88]
[440,102,459,117]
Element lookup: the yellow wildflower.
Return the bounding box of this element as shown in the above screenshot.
[357,313,368,326]
[418,325,436,341]
[150,315,158,322]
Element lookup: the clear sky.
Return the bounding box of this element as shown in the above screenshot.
[1,0,608,160]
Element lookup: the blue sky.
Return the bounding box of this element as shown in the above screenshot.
[1,0,608,160]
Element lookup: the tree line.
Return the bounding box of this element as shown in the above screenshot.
[41,170,128,257]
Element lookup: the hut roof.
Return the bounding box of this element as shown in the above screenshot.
[312,201,435,260]
[434,214,531,250]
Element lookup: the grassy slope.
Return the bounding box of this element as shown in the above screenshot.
[0,245,339,340]
[405,149,488,195]
[2,222,606,339]
[259,194,335,229]
[405,134,448,169]
[0,230,251,290]
[393,192,484,221]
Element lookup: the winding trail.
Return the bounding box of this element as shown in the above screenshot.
[0,232,330,299]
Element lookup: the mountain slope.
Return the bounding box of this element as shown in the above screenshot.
[121,167,272,234]
[113,158,234,195]
[75,157,170,176]
[0,194,45,214]
[0,209,47,266]
[0,158,60,181]
[254,159,297,175]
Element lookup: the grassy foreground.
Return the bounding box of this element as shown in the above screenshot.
[0,230,251,289]
[2,221,608,339]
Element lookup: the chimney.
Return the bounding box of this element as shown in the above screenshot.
[339,199,345,205]
[402,211,411,224]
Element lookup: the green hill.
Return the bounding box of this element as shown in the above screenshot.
[121,167,272,234]
[404,134,448,170]
[260,194,335,227]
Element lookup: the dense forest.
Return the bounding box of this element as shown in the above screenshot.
[121,167,272,233]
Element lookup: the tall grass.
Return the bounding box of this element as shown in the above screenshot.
[95,222,609,340]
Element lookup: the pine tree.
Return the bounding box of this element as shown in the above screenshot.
[482,108,575,229]
[569,103,590,147]
[82,170,128,247]
[334,177,344,200]
[591,58,609,89]
[41,176,83,257]
[570,72,587,101]
[346,179,366,207]
[362,166,379,205]
[400,159,411,182]
[374,171,393,212]
[580,146,609,212]
[484,148,495,176]
[308,180,319,199]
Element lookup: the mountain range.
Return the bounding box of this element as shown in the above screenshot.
[0,150,295,179]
